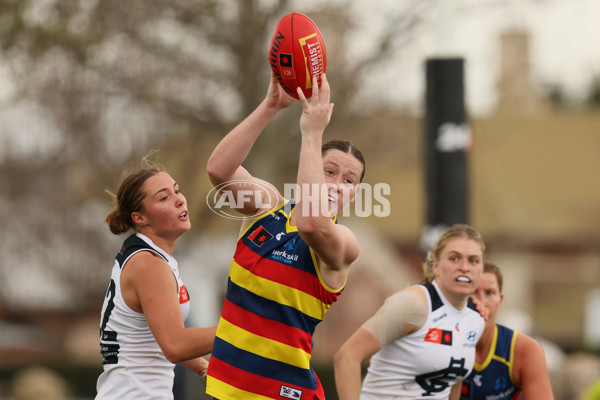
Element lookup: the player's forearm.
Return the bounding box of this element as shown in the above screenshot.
[207,101,280,184]
[180,356,209,379]
[333,353,362,400]
[295,134,329,230]
[448,382,462,400]
[160,326,216,364]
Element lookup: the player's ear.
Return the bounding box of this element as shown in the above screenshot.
[131,211,149,227]
[432,260,440,276]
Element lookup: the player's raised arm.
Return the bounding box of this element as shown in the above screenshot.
[206,74,296,216]
[292,74,364,289]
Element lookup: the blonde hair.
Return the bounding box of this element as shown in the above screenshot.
[421,224,485,283]
[105,151,165,235]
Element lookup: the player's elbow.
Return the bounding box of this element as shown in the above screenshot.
[296,213,329,240]
[333,348,345,368]
[206,159,225,186]
[296,220,319,235]
[333,346,354,368]
[162,344,187,364]
[296,215,330,237]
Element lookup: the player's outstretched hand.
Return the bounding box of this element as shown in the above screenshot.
[297,73,334,137]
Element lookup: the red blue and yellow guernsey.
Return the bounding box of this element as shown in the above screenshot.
[461,324,522,400]
[206,201,345,400]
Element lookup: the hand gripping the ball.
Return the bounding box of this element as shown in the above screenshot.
[264,72,298,111]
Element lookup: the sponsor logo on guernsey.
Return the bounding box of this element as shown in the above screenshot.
[461,380,473,399]
[283,238,296,250]
[271,249,299,264]
[248,225,273,247]
[487,388,516,400]
[280,385,302,399]
[424,328,453,346]
[494,376,507,391]
[271,238,298,264]
[463,330,478,348]
[179,285,190,304]
[432,312,447,323]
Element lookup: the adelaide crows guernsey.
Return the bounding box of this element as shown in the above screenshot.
[461,324,521,400]
[206,201,344,400]
[95,233,190,400]
[360,280,485,399]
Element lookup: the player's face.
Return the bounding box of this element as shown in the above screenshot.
[136,172,191,239]
[322,149,363,215]
[472,272,503,328]
[433,237,483,305]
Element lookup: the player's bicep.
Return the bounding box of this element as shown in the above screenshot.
[518,335,554,399]
[213,175,284,216]
[129,255,185,345]
[304,223,359,269]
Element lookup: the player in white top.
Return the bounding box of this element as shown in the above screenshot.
[334,224,487,400]
[95,160,216,399]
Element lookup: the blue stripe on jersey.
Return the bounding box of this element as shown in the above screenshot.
[494,324,513,358]
[211,337,318,390]
[462,325,520,400]
[424,282,444,311]
[115,234,167,268]
[466,297,478,312]
[226,279,320,336]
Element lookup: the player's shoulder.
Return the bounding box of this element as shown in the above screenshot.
[514,331,545,356]
[384,286,429,312]
[405,285,428,301]
[126,250,170,274]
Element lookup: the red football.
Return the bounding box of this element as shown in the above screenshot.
[268,12,327,99]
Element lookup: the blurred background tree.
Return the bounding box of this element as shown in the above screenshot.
[0,0,420,312]
[2,1,600,398]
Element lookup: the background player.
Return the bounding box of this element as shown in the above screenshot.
[96,160,216,399]
[460,262,554,399]
[334,224,486,400]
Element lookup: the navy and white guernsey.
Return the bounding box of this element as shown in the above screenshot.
[95,233,190,400]
[360,280,485,399]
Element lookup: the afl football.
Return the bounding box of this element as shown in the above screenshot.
[268,12,327,99]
